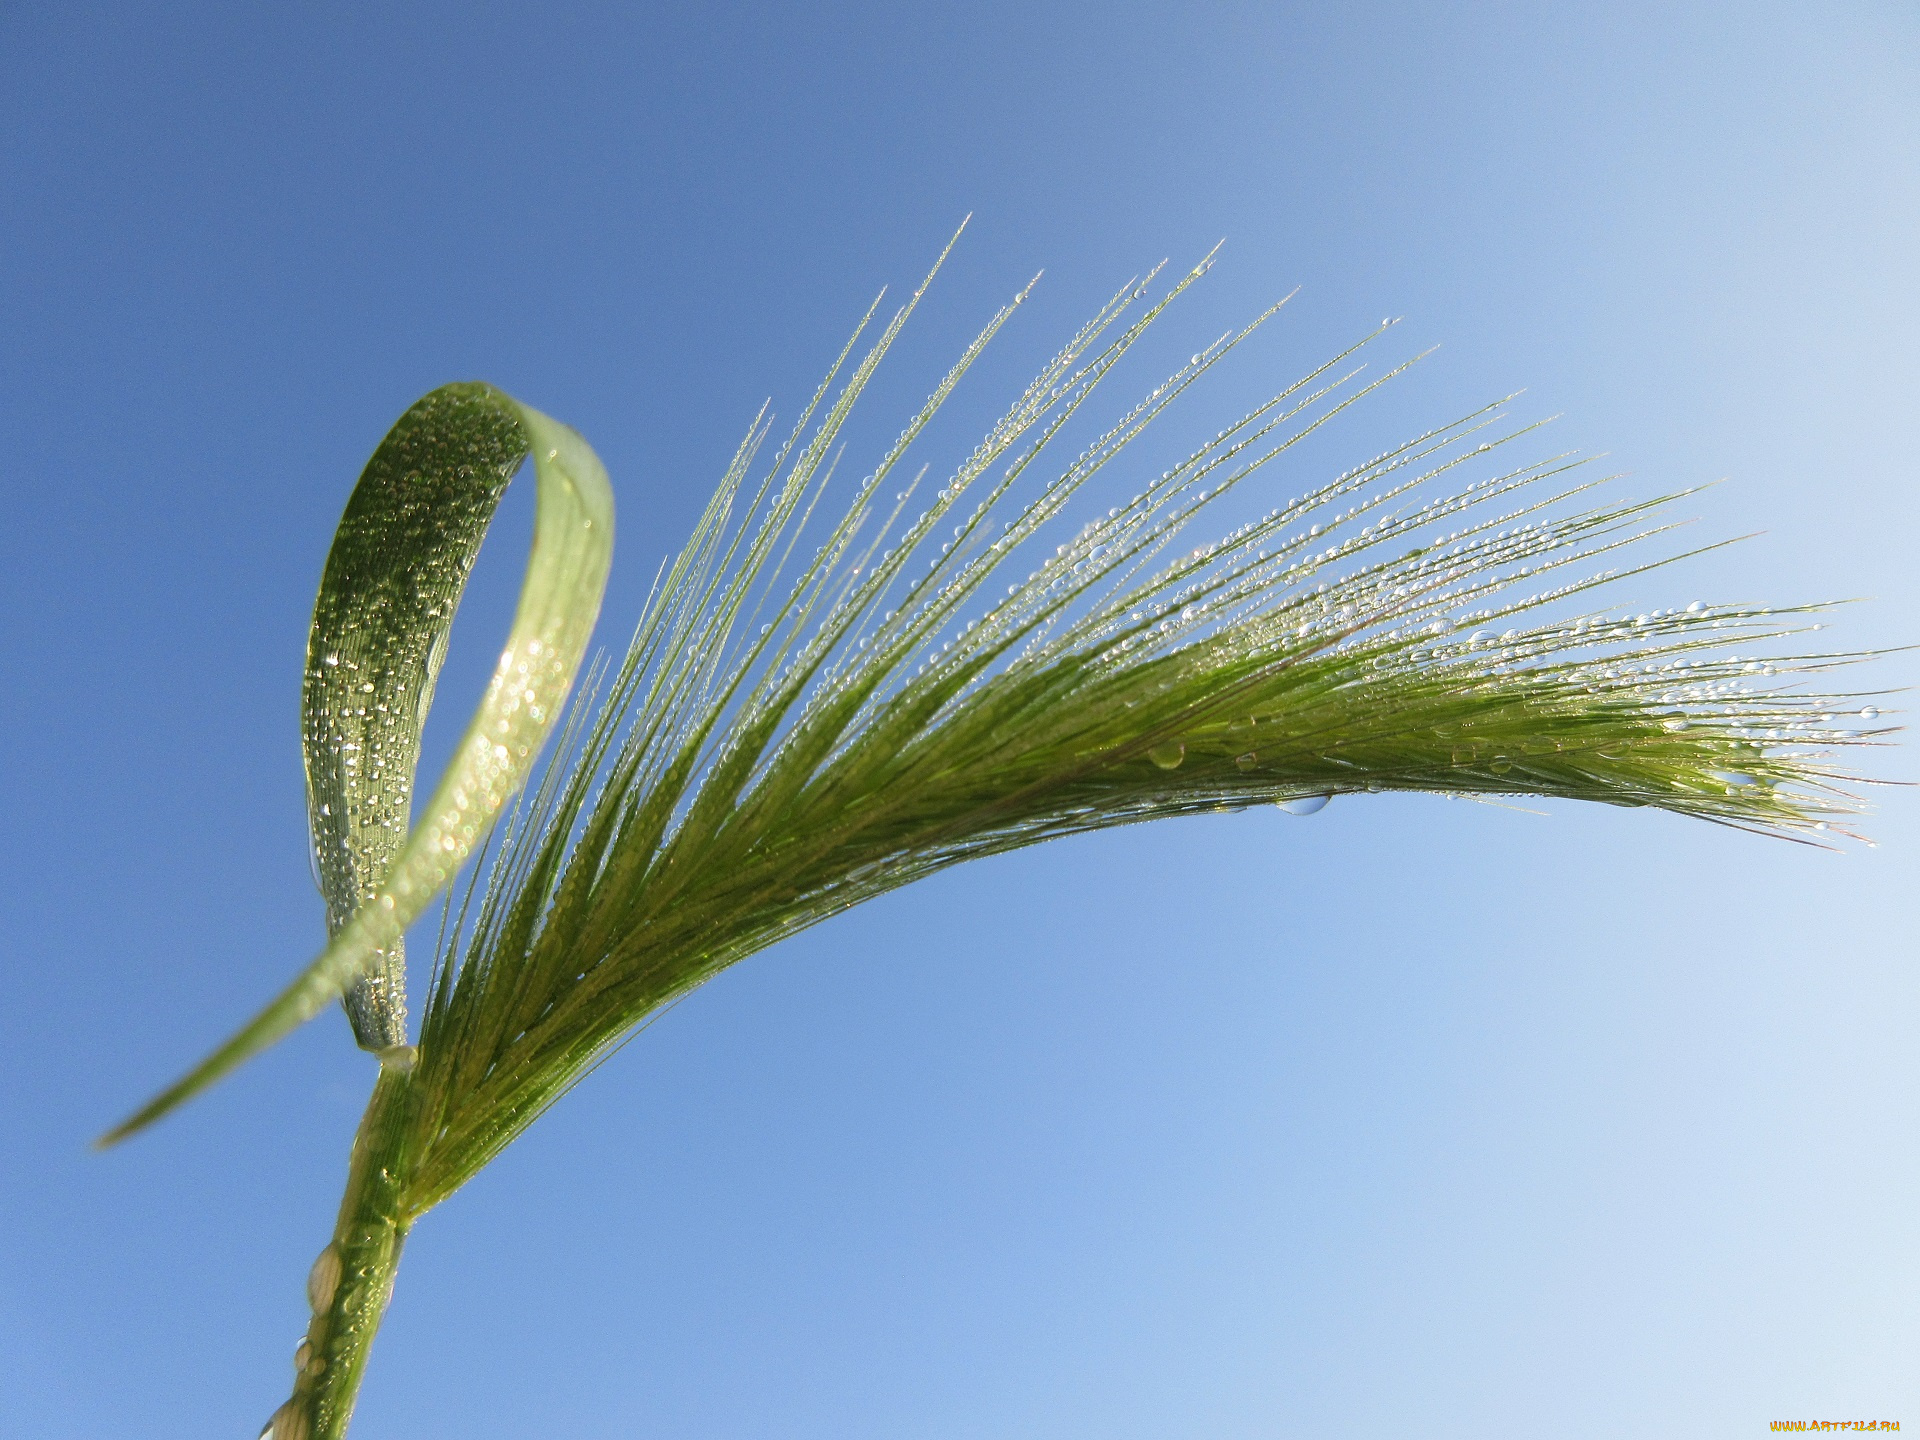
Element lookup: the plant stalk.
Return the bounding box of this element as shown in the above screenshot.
[264,1057,418,1440]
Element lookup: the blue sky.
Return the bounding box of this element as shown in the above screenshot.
[2,3,1916,1436]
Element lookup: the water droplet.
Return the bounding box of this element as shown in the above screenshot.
[307,1245,342,1314]
[1685,601,1705,613]
[1662,717,1690,732]
[1234,752,1258,772]
[293,1340,311,1373]
[1277,793,1332,816]
[261,1401,310,1440]
[1148,742,1186,770]
[1489,758,1513,774]
[1861,706,1880,721]
[1189,353,1203,366]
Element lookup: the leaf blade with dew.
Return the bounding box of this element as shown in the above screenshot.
[391,261,1882,1214]
[99,385,616,1147]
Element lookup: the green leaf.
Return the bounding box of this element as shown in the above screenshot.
[100,383,614,1146]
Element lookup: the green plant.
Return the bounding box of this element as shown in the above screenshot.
[103,242,1878,1440]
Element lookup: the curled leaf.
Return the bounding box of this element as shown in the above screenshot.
[100,384,614,1146]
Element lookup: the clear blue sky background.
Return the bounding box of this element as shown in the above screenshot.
[3,4,1916,1437]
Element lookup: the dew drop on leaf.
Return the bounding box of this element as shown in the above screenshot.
[1148,742,1186,770]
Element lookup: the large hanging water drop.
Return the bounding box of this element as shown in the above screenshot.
[1276,793,1332,816]
[1148,742,1186,770]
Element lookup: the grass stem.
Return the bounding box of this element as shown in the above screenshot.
[265,1064,417,1440]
